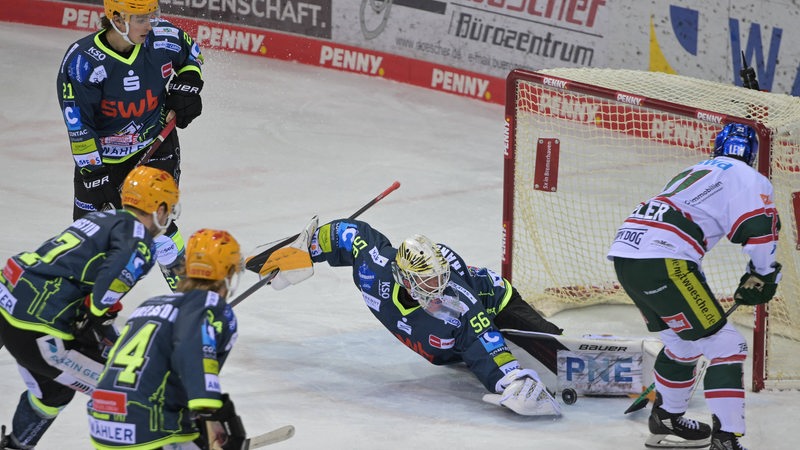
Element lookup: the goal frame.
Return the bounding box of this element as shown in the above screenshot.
[501,68,776,392]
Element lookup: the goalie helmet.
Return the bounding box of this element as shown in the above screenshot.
[185,229,243,282]
[104,0,160,20]
[713,123,759,166]
[121,166,180,234]
[392,234,451,305]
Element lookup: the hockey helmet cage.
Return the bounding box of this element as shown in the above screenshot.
[392,234,450,305]
[121,166,179,215]
[185,229,243,281]
[713,123,759,166]
[104,0,160,20]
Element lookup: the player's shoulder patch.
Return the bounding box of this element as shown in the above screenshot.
[152,25,180,39]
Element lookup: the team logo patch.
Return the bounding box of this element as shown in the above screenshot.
[358,263,376,291]
[161,62,173,78]
[92,390,127,415]
[479,331,505,352]
[663,312,693,332]
[2,258,23,286]
[428,334,454,349]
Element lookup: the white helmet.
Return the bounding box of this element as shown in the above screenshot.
[393,235,464,323]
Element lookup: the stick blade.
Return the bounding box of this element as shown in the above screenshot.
[624,396,650,414]
[246,425,295,448]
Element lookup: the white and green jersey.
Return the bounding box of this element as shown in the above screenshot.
[608,156,780,275]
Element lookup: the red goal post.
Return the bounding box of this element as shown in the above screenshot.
[502,68,800,392]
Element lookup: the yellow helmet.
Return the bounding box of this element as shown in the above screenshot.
[121,166,179,215]
[185,229,243,281]
[104,0,159,20]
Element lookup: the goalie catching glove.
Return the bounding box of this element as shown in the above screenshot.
[734,261,781,306]
[249,216,318,290]
[482,368,561,416]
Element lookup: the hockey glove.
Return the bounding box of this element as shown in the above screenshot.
[740,51,760,91]
[166,71,203,129]
[194,393,246,450]
[80,165,117,208]
[482,368,561,416]
[266,215,318,290]
[734,262,781,306]
[73,297,122,360]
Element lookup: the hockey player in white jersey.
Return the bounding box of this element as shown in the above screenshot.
[608,123,781,450]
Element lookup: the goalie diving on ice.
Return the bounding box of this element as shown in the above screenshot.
[265,217,565,417]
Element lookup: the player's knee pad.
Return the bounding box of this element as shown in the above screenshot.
[692,322,748,362]
[655,329,702,381]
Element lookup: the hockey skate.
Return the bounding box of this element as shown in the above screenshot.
[644,393,710,448]
[0,426,23,450]
[710,414,747,450]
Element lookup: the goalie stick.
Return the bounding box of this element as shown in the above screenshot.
[229,180,401,308]
[624,303,741,415]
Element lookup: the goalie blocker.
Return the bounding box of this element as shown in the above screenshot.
[502,329,662,404]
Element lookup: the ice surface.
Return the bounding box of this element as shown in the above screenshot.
[0,22,795,449]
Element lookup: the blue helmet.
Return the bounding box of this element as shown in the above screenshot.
[713,123,759,166]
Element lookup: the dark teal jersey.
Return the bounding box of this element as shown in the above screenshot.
[310,219,521,393]
[88,289,238,449]
[57,20,203,168]
[0,210,156,339]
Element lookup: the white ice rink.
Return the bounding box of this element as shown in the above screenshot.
[0,22,797,449]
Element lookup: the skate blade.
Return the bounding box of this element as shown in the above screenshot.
[644,433,710,448]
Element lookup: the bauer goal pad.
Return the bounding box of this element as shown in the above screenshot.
[501,68,800,392]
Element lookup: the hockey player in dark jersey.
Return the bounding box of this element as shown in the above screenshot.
[57,0,205,291]
[0,166,180,449]
[87,229,244,450]
[300,219,563,416]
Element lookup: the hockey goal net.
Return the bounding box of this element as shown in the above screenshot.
[502,68,800,392]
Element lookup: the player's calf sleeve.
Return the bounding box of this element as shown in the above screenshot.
[704,361,746,435]
[653,348,701,413]
[9,392,63,448]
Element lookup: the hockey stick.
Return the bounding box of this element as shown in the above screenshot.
[100,118,177,211]
[740,51,760,91]
[136,117,177,167]
[245,424,295,448]
[624,303,741,414]
[244,181,401,273]
[242,425,294,450]
[229,180,401,308]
